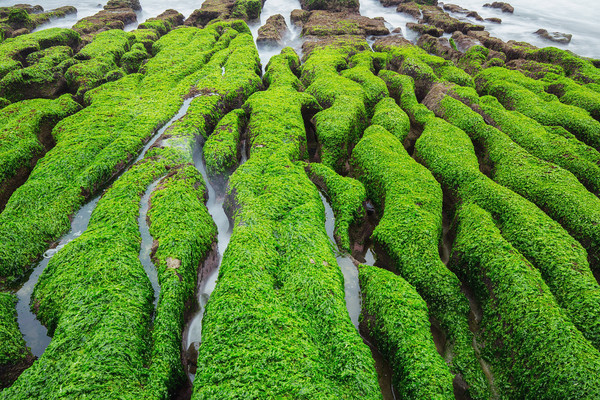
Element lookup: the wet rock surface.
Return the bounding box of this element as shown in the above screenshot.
[406,22,443,37]
[300,0,360,13]
[534,28,572,44]
[295,9,389,37]
[420,4,485,34]
[483,1,514,13]
[257,14,289,47]
[0,4,77,38]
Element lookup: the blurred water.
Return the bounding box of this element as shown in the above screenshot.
[18,0,600,58]
[439,0,600,58]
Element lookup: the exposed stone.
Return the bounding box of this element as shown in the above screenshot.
[406,22,443,37]
[104,0,141,11]
[392,27,403,34]
[466,11,484,21]
[534,28,572,44]
[300,10,389,37]
[396,2,421,18]
[483,2,514,13]
[0,5,77,38]
[290,9,310,28]
[420,5,485,33]
[184,0,236,28]
[299,0,360,13]
[443,3,470,13]
[485,17,502,23]
[257,14,290,47]
[451,31,481,51]
[418,34,461,60]
[73,8,137,36]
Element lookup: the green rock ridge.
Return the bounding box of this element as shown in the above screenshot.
[0,22,249,282]
[192,48,381,399]
[423,83,600,349]
[452,202,600,399]
[0,292,32,389]
[359,264,454,400]
[305,161,366,252]
[351,123,491,400]
[0,95,81,212]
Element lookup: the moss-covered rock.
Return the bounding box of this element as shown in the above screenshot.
[452,202,600,399]
[0,95,81,212]
[0,23,249,282]
[0,292,33,389]
[191,48,381,399]
[359,264,455,400]
[305,162,366,252]
[351,124,491,400]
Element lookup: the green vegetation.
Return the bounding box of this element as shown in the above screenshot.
[231,0,263,21]
[476,67,600,149]
[65,29,134,97]
[452,202,600,399]
[0,45,73,103]
[415,114,600,350]
[359,264,455,400]
[121,43,149,74]
[204,109,247,187]
[0,292,31,388]
[472,93,600,195]
[145,164,217,399]
[301,42,371,172]
[0,23,251,282]
[192,48,381,399]
[371,97,410,142]
[0,28,80,80]
[374,36,474,91]
[0,95,81,209]
[378,70,435,127]
[351,124,490,399]
[305,162,366,252]
[0,144,204,399]
[433,86,600,272]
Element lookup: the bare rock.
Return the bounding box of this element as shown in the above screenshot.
[485,17,502,23]
[418,34,461,60]
[420,5,485,33]
[300,10,389,37]
[184,0,235,27]
[396,2,421,18]
[299,0,360,13]
[290,9,310,28]
[406,22,443,37]
[257,14,290,47]
[452,31,481,51]
[443,3,470,13]
[104,0,141,11]
[466,11,484,21]
[534,28,572,44]
[483,2,514,13]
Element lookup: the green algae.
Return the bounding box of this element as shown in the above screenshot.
[191,48,381,399]
[452,202,600,399]
[0,22,250,282]
[204,108,247,185]
[305,161,366,252]
[351,124,491,400]
[359,264,455,400]
[427,89,600,348]
[0,292,31,387]
[0,95,81,210]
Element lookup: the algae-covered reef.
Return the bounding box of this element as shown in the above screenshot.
[2,1,600,398]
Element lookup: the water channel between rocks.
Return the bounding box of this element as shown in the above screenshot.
[14,96,198,358]
[319,193,397,400]
[184,139,247,382]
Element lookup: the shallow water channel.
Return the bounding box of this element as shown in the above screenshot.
[13,96,198,357]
